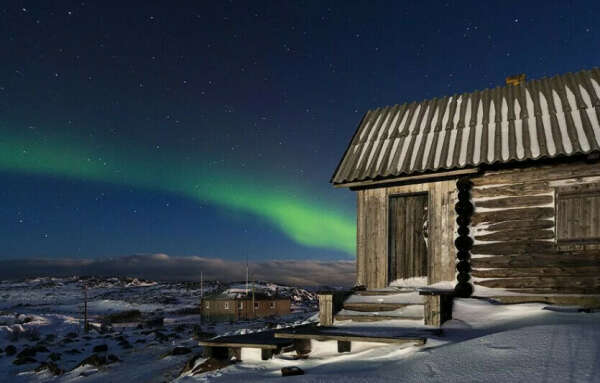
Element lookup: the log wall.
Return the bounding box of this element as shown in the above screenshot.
[470,161,600,295]
[356,180,456,289]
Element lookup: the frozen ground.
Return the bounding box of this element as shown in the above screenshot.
[0,276,318,382]
[177,299,600,383]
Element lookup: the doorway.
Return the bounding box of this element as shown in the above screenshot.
[388,193,428,284]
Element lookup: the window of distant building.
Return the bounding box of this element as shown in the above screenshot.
[238,302,243,309]
[270,301,276,309]
[205,302,210,309]
[254,302,259,310]
[224,302,229,310]
[556,184,600,246]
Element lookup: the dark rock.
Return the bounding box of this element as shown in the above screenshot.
[143,316,164,328]
[119,341,132,349]
[134,339,146,344]
[136,324,143,329]
[65,349,81,355]
[48,352,61,361]
[115,335,127,342]
[35,361,63,376]
[107,354,120,363]
[154,331,168,342]
[16,347,37,359]
[34,345,49,353]
[92,344,108,353]
[5,345,16,356]
[281,366,304,376]
[76,354,107,368]
[13,356,37,365]
[44,334,56,342]
[65,332,78,339]
[22,317,33,323]
[161,346,191,358]
[179,353,204,376]
[83,336,92,340]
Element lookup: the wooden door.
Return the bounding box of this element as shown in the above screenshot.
[388,193,428,283]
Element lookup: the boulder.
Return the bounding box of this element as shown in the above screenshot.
[143,316,164,328]
[13,356,37,365]
[107,354,120,363]
[92,344,108,353]
[76,354,107,368]
[5,345,17,356]
[48,352,61,361]
[35,361,63,376]
[281,366,304,377]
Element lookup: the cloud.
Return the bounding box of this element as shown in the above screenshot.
[0,254,356,287]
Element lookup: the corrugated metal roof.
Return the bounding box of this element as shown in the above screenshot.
[332,68,600,185]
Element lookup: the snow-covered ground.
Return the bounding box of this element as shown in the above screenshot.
[2,277,599,382]
[177,299,600,383]
[0,276,318,382]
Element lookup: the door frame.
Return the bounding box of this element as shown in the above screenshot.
[387,191,430,285]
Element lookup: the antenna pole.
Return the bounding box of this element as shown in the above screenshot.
[83,283,89,333]
[245,255,249,295]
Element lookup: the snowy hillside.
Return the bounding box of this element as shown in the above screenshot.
[0,276,318,382]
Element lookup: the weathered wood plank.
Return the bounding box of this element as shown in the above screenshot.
[471,162,600,186]
[474,229,554,242]
[475,277,600,289]
[342,302,411,312]
[275,331,426,345]
[471,253,600,268]
[472,266,600,278]
[471,182,551,197]
[356,191,366,286]
[471,241,555,255]
[504,288,600,295]
[471,207,554,226]
[474,195,553,209]
[334,313,424,322]
[483,219,554,232]
[482,295,600,307]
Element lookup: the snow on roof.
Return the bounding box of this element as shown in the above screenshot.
[332,68,600,185]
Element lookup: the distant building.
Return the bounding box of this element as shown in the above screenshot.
[201,291,291,322]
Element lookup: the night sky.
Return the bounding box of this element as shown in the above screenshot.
[1,1,599,274]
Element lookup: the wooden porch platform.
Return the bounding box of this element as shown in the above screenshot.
[274,325,434,345]
[197,330,294,361]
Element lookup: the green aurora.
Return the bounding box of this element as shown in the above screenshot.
[0,132,356,255]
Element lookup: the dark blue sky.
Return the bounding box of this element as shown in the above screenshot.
[1,1,599,263]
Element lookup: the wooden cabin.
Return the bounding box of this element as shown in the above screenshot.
[331,68,600,308]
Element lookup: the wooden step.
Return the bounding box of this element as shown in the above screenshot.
[352,288,417,296]
[342,302,413,312]
[334,313,424,322]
